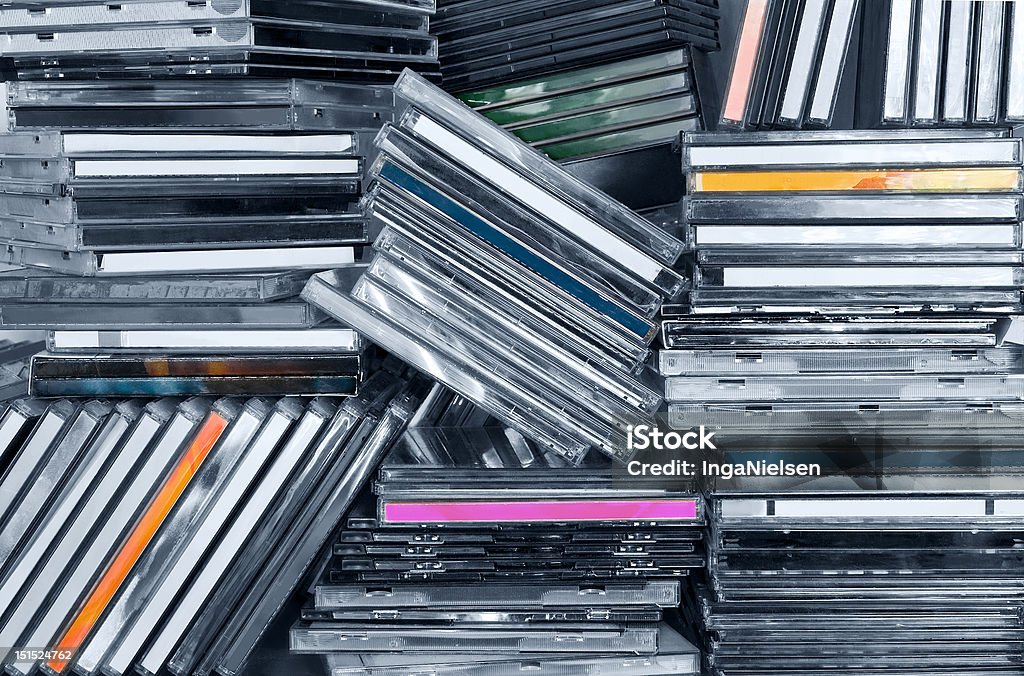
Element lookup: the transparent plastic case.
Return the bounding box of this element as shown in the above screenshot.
[439,27,715,92]
[0,401,109,573]
[0,399,78,531]
[881,0,914,124]
[0,214,367,253]
[0,20,439,63]
[377,497,701,526]
[682,131,1024,169]
[0,0,430,31]
[0,269,312,303]
[910,0,943,124]
[720,0,771,128]
[668,400,1024,436]
[289,622,659,654]
[309,581,679,614]
[687,287,1023,314]
[665,374,1024,403]
[1,242,357,277]
[971,0,1006,124]
[343,266,644,462]
[940,0,973,123]
[775,0,827,127]
[324,624,698,674]
[6,79,394,132]
[659,347,1024,376]
[459,49,691,109]
[100,399,308,676]
[440,5,715,68]
[46,327,361,353]
[805,0,859,127]
[684,194,1024,224]
[0,402,136,645]
[1006,3,1024,122]
[0,398,170,669]
[0,299,326,330]
[28,353,362,397]
[689,222,1021,248]
[661,315,1004,349]
[164,382,397,676]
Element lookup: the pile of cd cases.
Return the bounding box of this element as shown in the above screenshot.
[0,77,392,277]
[293,420,703,675]
[863,0,1024,126]
[303,68,687,465]
[0,76,400,396]
[680,128,1024,314]
[432,0,719,92]
[0,0,440,81]
[660,313,1024,475]
[0,367,430,676]
[703,484,1024,674]
[4,266,371,396]
[0,127,366,277]
[720,0,861,129]
[457,47,707,210]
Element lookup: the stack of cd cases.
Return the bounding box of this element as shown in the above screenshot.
[0,123,367,277]
[293,420,703,675]
[680,128,1024,314]
[0,0,441,81]
[720,0,861,129]
[0,367,430,676]
[861,0,1024,127]
[703,482,1024,674]
[0,76,403,396]
[432,0,720,92]
[660,312,1024,478]
[456,47,708,210]
[303,68,687,465]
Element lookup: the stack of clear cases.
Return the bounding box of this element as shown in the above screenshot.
[0,129,364,274]
[859,0,1024,126]
[303,68,687,465]
[660,309,1024,473]
[0,367,432,676]
[457,47,708,210]
[0,0,441,82]
[2,266,369,396]
[431,0,719,92]
[293,409,703,675]
[720,0,862,129]
[681,129,1024,314]
[702,481,1024,674]
[0,73,393,397]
